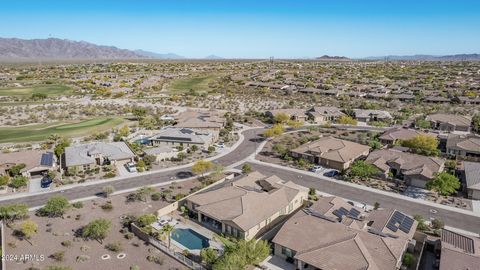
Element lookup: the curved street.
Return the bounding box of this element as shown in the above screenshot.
[1,127,480,234]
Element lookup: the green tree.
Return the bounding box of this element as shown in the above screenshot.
[118,125,130,137]
[273,112,290,124]
[0,204,28,224]
[415,119,432,129]
[192,160,214,178]
[263,124,284,138]
[20,220,38,245]
[286,120,303,128]
[241,164,253,174]
[431,218,444,230]
[54,137,71,158]
[349,160,379,180]
[473,113,480,133]
[426,172,460,196]
[9,176,28,189]
[414,215,429,231]
[190,145,199,152]
[135,214,157,227]
[337,115,357,125]
[82,218,111,244]
[0,175,9,186]
[403,253,414,268]
[132,107,147,120]
[200,248,219,265]
[368,139,383,150]
[401,134,439,156]
[38,196,70,217]
[8,163,26,176]
[160,224,175,249]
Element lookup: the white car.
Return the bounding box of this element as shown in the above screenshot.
[309,165,324,173]
[125,162,137,173]
[215,142,225,148]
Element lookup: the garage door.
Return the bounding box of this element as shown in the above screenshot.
[410,178,427,189]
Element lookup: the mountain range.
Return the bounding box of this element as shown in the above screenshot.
[364,54,480,61]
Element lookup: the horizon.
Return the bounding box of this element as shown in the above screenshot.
[1,1,480,58]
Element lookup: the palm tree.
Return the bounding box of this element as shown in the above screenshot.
[48,133,61,146]
[161,224,175,249]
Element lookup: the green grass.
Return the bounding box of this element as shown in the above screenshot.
[168,76,216,94]
[0,117,127,143]
[0,84,73,97]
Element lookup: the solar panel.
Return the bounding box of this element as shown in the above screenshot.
[386,222,398,232]
[399,216,414,233]
[40,152,54,166]
[386,211,415,234]
[349,208,361,218]
[332,207,349,220]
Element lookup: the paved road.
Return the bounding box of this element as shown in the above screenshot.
[2,127,480,233]
[246,162,480,233]
[0,128,264,208]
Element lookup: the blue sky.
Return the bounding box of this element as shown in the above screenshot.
[1,1,479,58]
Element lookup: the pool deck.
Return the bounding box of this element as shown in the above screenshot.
[158,212,224,255]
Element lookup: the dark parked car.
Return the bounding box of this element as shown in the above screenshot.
[41,176,53,188]
[323,170,339,177]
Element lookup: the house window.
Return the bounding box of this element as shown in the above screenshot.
[282,246,294,258]
[288,203,293,213]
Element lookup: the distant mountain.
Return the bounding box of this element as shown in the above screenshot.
[364,54,480,61]
[134,49,184,59]
[315,55,350,60]
[0,37,146,60]
[204,54,224,59]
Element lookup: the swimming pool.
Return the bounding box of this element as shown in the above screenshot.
[172,228,210,250]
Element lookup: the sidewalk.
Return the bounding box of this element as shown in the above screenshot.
[0,125,253,203]
[249,158,480,218]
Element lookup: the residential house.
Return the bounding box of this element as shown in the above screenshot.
[446,134,480,160]
[366,149,445,188]
[306,106,345,124]
[437,229,480,270]
[378,127,425,145]
[425,113,472,132]
[454,96,480,105]
[272,196,417,270]
[423,96,451,104]
[459,161,480,200]
[0,150,56,178]
[353,109,393,124]
[149,127,214,149]
[64,142,135,172]
[175,110,226,139]
[265,109,308,122]
[184,171,308,240]
[290,137,370,171]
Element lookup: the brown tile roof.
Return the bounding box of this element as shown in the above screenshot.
[366,149,444,180]
[426,113,472,127]
[309,106,345,118]
[0,150,54,173]
[379,128,423,142]
[272,197,416,270]
[446,134,480,153]
[291,136,370,163]
[175,110,225,129]
[187,171,308,231]
[439,230,480,270]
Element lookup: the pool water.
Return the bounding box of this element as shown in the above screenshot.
[172,228,210,250]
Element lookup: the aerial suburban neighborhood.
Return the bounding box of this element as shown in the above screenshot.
[1,1,480,270]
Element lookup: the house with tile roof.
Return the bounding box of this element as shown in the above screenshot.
[0,150,56,178]
[149,127,214,149]
[290,137,370,171]
[184,171,308,240]
[366,149,445,188]
[272,196,417,270]
[437,229,480,270]
[265,109,308,122]
[446,133,480,161]
[460,161,480,200]
[378,127,425,145]
[174,110,226,139]
[306,106,345,124]
[64,142,135,172]
[353,109,393,124]
[425,113,472,132]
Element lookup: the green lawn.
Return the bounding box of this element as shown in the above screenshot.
[168,76,217,94]
[0,84,74,97]
[0,117,127,143]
